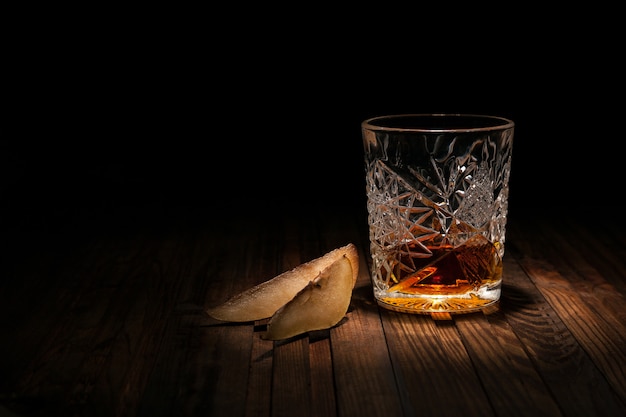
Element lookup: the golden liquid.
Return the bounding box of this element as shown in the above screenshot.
[373,235,502,314]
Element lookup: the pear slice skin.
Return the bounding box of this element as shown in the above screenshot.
[206,243,358,322]
[262,254,354,341]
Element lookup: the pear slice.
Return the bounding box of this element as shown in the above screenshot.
[206,243,358,322]
[262,254,354,340]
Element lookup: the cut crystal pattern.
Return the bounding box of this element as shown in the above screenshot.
[363,117,513,314]
[366,132,512,257]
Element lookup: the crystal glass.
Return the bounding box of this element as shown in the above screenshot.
[362,114,515,316]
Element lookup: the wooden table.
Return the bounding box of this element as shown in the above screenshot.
[2,190,626,417]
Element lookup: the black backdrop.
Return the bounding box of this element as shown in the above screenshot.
[3,28,622,241]
[5,77,617,215]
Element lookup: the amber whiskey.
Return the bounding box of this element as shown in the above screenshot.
[373,234,502,314]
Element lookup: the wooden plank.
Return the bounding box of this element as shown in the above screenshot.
[3,196,626,417]
[504,234,626,416]
[137,215,263,417]
[559,216,626,296]
[241,215,284,417]
[245,320,274,417]
[537,218,626,327]
[0,240,92,397]
[74,226,199,417]
[308,330,337,417]
[4,227,165,417]
[271,338,311,417]
[456,314,563,417]
[292,209,339,417]
[510,218,626,394]
[320,205,405,417]
[331,302,405,417]
[455,257,564,417]
[381,311,495,417]
[263,208,336,417]
[0,220,115,393]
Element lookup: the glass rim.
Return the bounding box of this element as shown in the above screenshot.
[362,113,515,133]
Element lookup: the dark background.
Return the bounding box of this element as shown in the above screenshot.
[1,12,624,417]
[3,18,623,246]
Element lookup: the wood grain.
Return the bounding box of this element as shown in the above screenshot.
[2,204,626,417]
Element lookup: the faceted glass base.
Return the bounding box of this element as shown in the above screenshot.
[374,280,501,315]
